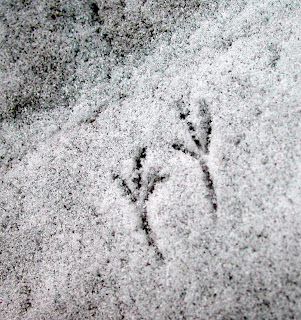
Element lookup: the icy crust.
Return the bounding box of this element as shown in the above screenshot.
[1,0,301,319]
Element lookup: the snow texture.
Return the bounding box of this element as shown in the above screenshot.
[1,0,301,319]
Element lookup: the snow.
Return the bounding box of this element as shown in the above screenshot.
[1,0,301,319]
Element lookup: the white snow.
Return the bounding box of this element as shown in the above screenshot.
[1,0,301,319]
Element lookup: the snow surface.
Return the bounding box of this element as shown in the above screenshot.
[1,0,301,319]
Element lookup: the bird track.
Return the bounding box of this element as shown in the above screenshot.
[113,99,217,259]
[113,147,167,261]
[173,98,218,220]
